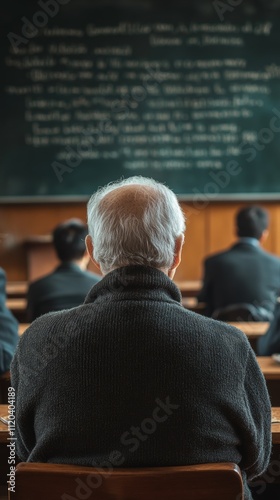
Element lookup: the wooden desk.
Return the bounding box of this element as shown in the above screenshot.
[182,297,197,308]
[6,298,26,311]
[272,408,280,444]
[175,280,201,297]
[6,298,27,322]
[1,404,280,443]
[19,324,29,336]
[25,236,59,282]
[6,282,27,298]
[229,322,268,340]
[257,357,280,380]
[181,297,206,314]
[257,357,280,407]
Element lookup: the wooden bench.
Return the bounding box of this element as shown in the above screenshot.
[229,322,268,352]
[6,282,27,299]
[181,297,206,314]
[175,280,201,297]
[257,357,280,380]
[19,324,29,336]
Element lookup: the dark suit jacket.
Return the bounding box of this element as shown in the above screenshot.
[0,268,19,375]
[198,242,280,317]
[257,302,280,355]
[27,262,100,321]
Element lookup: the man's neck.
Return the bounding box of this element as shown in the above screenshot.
[238,237,260,247]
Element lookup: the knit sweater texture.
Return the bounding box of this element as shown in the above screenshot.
[11,265,271,500]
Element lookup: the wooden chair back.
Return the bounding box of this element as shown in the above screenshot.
[9,461,243,500]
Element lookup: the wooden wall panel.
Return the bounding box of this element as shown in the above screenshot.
[265,204,280,254]
[0,201,280,282]
[175,203,207,281]
[0,203,87,281]
[208,202,280,255]
[275,206,280,256]
[208,203,238,256]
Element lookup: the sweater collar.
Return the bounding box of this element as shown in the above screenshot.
[84,265,182,304]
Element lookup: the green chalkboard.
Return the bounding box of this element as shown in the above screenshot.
[1,0,280,200]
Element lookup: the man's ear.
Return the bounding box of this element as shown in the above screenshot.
[260,229,269,245]
[80,251,90,270]
[85,235,101,272]
[168,234,185,279]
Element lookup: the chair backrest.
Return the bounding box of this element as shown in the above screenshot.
[212,303,272,322]
[9,462,243,500]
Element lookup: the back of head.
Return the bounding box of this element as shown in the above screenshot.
[236,206,269,240]
[87,176,186,274]
[53,219,88,262]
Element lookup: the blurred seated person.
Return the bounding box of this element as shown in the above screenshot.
[27,219,100,321]
[0,267,18,375]
[257,301,280,355]
[198,206,280,320]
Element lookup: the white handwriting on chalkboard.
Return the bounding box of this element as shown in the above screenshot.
[86,23,152,36]
[188,106,280,211]
[51,64,165,182]
[3,19,280,185]
[150,36,183,47]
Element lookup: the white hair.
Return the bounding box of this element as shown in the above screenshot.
[87,176,186,274]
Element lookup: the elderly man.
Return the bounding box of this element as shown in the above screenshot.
[11,177,270,500]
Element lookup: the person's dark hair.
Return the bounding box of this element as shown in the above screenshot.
[53,219,88,262]
[236,206,269,240]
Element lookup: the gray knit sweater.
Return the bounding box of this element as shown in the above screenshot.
[11,265,271,499]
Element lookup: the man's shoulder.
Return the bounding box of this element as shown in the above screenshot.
[20,305,83,344]
[204,243,280,266]
[258,248,280,266]
[181,308,250,350]
[28,271,56,291]
[191,310,246,334]
[204,247,233,266]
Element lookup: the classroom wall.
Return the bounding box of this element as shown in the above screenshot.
[0,201,280,282]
